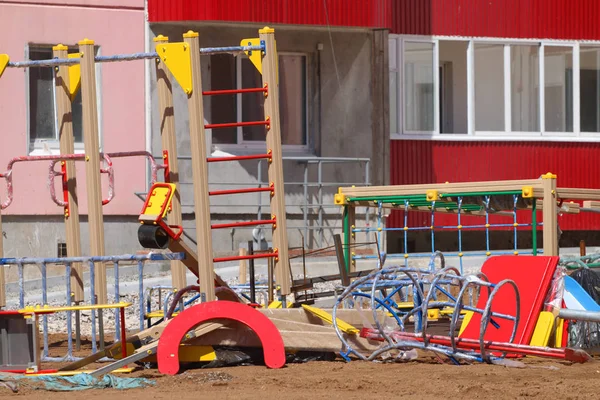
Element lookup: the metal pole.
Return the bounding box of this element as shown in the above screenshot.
[267,253,274,304]
[114,261,120,342]
[303,163,309,248]
[365,160,371,242]
[318,161,323,248]
[248,241,256,304]
[257,160,262,221]
[41,262,48,358]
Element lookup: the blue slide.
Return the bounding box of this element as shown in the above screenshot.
[563,275,600,312]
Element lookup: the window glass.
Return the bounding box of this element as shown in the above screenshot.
[404,41,434,131]
[511,45,539,131]
[544,46,573,132]
[279,54,306,145]
[209,54,237,144]
[580,47,600,132]
[474,44,504,131]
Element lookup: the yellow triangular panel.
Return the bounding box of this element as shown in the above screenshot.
[0,54,10,79]
[67,53,82,102]
[241,38,263,74]
[155,42,193,95]
[301,304,359,335]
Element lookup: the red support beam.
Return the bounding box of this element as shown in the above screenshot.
[214,252,278,263]
[209,187,274,196]
[205,120,269,130]
[211,219,276,230]
[207,152,271,163]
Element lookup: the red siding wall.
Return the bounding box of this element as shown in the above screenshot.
[148,0,392,29]
[389,140,600,231]
[392,0,600,40]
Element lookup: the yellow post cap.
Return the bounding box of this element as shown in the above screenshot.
[153,35,169,43]
[78,38,94,45]
[259,26,275,34]
[542,172,557,179]
[183,30,199,38]
[52,44,68,51]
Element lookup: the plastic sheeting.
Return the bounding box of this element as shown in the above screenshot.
[0,373,155,392]
[568,269,600,348]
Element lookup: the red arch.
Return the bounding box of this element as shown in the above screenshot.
[157,301,286,375]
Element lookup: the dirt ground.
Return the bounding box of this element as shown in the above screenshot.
[0,334,599,399]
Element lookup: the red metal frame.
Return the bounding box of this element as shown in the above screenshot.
[205,120,270,130]
[211,219,275,230]
[209,187,274,196]
[207,152,272,163]
[214,251,278,263]
[202,87,268,96]
[61,161,69,218]
[157,219,184,241]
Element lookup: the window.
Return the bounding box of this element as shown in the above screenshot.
[474,44,505,131]
[404,41,435,132]
[210,53,308,148]
[580,46,600,133]
[27,45,99,154]
[389,36,600,140]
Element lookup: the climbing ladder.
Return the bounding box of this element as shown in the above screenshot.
[138,27,291,303]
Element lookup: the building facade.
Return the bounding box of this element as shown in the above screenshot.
[0,0,146,257]
[388,0,600,252]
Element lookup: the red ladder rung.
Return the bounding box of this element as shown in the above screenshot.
[211,219,275,230]
[207,153,271,163]
[205,120,268,130]
[202,88,267,96]
[214,252,278,263]
[209,187,273,196]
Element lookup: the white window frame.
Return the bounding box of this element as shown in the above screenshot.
[26,44,103,155]
[214,51,310,153]
[390,35,600,142]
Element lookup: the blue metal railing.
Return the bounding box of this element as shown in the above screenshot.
[0,252,184,362]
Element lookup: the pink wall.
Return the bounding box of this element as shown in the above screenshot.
[0,0,146,216]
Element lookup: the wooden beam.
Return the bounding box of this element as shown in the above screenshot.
[78,38,106,303]
[555,188,600,201]
[182,31,215,302]
[238,248,247,284]
[153,35,186,291]
[260,27,291,296]
[53,44,84,302]
[542,174,558,256]
[168,237,229,289]
[339,179,543,198]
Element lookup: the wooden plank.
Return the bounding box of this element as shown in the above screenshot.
[583,200,600,209]
[542,175,558,256]
[183,32,215,302]
[258,308,387,327]
[260,28,291,296]
[239,248,247,284]
[168,237,230,289]
[556,188,600,201]
[78,39,106,303]
[339,179,543,198]
[53,45,84,302]
[154,36,186,291]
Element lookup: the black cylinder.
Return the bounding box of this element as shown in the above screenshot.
[138,224,170,249]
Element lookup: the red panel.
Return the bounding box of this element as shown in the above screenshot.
[389,140,600,231]
[149,0,392,29]
[392,0,600,40]
[459,256,559,348]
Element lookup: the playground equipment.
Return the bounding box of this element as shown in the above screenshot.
[135,28,291,303]
[335,174,600,272]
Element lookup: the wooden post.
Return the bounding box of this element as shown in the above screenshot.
[239,248,248,284]
[259,27,291,296]
[53,45,84,302]
[0,209,5,308]
[347,206,356,273]
[541,173,558,256]
[78,38,106,303]
[153,35,187,290]
[183,31,215,302]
